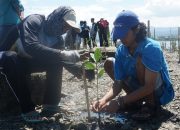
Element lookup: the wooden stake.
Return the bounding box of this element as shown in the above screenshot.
[82,66,91,121]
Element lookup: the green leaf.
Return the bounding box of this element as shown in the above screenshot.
[94,48,102,63]
[83,59,89,63]
[90,53,95,62]
[98,68,105,78]
[84,61,95,70]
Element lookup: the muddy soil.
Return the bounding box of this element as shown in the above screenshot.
[0,50,180,130]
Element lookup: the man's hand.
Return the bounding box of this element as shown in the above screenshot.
[79,51,89,61]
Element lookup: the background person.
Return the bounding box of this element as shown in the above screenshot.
[64,28,81,50]
[90,18,98,47]
[79,21,91,49]
[97,18,109,47]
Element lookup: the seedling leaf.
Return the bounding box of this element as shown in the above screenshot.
[98,68,105,78]
[84,61,95,70]
[94,48,102,62]
[90,53,96,62]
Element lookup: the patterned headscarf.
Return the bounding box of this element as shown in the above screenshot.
[44,6,74,36]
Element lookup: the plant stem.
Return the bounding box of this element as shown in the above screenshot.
[96,63,99,102]
[96,63,101,126]
[83,66,91,122]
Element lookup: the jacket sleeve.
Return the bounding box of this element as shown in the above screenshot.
[18,15,79,64]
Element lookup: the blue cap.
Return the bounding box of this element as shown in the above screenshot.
[112,10,139,40]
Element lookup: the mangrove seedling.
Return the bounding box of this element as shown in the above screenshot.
[83,48,105,125]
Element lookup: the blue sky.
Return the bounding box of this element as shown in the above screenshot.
[21,0,180,30]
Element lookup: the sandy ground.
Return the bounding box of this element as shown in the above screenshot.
[0,50,179,130]
[59,50,180,130]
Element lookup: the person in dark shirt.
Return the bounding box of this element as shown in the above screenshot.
[90,18,97,47]
[0,6,89,123]
[80,21,91,49]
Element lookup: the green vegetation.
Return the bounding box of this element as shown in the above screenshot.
[83,48,105,123]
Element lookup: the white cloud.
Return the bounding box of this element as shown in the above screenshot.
[73,5,107,25]
[127,0,180,27]
[145,0,180,17]
[21,0,180,27]
[24,6,56,16]
[21,0,28,5]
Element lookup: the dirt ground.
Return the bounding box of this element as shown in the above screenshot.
[0,50,180,130]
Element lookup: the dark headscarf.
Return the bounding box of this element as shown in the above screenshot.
[44,6,74,36]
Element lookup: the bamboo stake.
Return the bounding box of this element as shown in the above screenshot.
[95,63,101,125]
[82,66,91,121]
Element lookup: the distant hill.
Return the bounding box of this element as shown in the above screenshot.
[150,27,178,37]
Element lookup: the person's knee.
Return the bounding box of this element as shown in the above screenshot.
[3,51,17,58]
[2,51,18,66]
[104,57,114,72]
[104,57,115,80]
